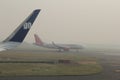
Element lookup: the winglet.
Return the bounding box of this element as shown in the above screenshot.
[3,9,41,42]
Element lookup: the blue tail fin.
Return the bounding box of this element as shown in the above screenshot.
[3,9,41,42]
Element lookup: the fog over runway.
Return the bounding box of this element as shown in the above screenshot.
[0,0,120,80]
[0,51,120,80]
[0,43,120,80]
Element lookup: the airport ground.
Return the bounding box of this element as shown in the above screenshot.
[0,46,120,80]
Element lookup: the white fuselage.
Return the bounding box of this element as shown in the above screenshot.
[35,42,84,51]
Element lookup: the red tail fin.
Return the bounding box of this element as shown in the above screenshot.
[34,34,44,45]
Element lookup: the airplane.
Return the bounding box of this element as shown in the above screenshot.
[0,9,41,51]
[34,34,84,52]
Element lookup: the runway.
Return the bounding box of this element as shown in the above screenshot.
[0,48,120,80]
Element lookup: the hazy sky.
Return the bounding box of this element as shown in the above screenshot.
[0,0,120,45]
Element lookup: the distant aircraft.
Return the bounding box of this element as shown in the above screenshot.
[0,9,41,51]
[34,34,84,52]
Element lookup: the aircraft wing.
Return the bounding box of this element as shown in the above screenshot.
[0,48,6,51]
[0,9,41,52]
